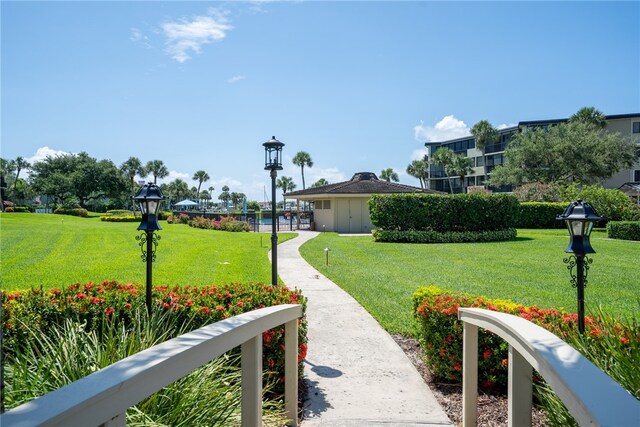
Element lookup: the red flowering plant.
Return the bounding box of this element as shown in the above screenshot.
[412,286,637,391]
[2,281,307,395]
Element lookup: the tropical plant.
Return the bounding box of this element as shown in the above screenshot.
[0,158,16,211]
[406,159,428,188]
[12,156,30,193]
[569,106,607,129]
[144,160,169,184]
[120,157,144,208]
[449,155,474,193]
[430,148,456,193]
[471,120,499,182]
[311,178,329,188]
[276,176,296,208]
[380,168,399,183]
[292,151,313,189]
[218,185,231,209]
[192,170,210,196]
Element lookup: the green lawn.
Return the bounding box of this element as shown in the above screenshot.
[0,213,295,291]
[299,229,639,335]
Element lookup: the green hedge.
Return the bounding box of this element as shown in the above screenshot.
[54,208,88,217]
[517,202,566,229]
[372,228,517,243]
[369,193,519,232]
[100,215,139,222]
[4,207,31,213]
[607,221,640,241]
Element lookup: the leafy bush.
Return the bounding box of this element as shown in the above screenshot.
[2,281,307,399]
[4,200,14,208]
[513,182,562,202]
[167,213,190,224]
[5,207,15,212]
[100,215,139,222]
[369,193,519,232]
[105,209,134,216]
[607,221,640,241]
[561,183,636,221]
[158,211,172,220]
[372,228,517,243]
[412,286,639,424]
[517,202,567,229]
[189,215,251,232]
[54,207,88,217]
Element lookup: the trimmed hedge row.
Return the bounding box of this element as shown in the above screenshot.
[100,215,140,222]
[607,221,640,241]
[369,193,519,232]
[54,208,88,217]
[517,202,566,229]
[372,228,517,243]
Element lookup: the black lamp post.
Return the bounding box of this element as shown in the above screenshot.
[133,183,165,315]
[557,199,604,334]
[263,136,284,286]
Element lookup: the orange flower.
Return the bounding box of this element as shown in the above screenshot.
[104,307,114,316]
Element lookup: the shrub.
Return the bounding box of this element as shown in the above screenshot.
[2,281,307,398]
[517,202,567,229]
[369,193,519,233]
[561,183,636,222]
[188,215,251,232]
[372,228,517,243]
[54,207,88,217]
[607,221,640,241]
[100,215,139,222]
[513,182,562,202]
[105,209,133,216]
[158,211,172,220]
[5,207,14,212]
[4,200,14,208]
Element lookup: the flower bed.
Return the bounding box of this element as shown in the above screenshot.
[2,281,307,389]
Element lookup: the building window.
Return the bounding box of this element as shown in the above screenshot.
[635,170,640,182]
[323,200,331,209]
[633,122,640,133]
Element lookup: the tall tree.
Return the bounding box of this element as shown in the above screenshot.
[276,176,296,208]
[145,160,169,184]
[292,151,313,189]
[380,168,399,182]
[449,154,475,193]
[489,121,639,187]
[311,178,329,188]
[218,185,231,209]
[192,170,210,195]
[120,157,144,209]
[0,158,16,211]
[570,106,606,129]
[471,120,499,184]
[166,179,189,204]
[430,147,456,193]
[406,159,428,189]
[12,156,30,193]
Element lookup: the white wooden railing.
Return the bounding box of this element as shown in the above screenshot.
[459,307,640,427]
[0,304,303,427]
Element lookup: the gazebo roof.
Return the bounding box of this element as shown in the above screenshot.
[285,172,442,198]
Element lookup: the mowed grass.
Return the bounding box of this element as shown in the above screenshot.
[0,213,295,291]
[299,229,639,335]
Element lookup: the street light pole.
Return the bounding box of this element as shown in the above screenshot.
[271,169,278,287]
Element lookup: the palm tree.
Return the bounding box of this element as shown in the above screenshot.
[569,107,606,128]
[0,158,16,212]
[450,154,475,193]
[13,156,31,192]
[430,147,456,193]
[170,179,189,202]
[380,168,399,183]
[311,178,329,188]
[292,152,313,189]
[276,176,296,209]
[218,185,231,209]
[145,160,169,184]
[471,120,499,185]
[192,170,210,196]
[406,159,428,188]
[120,157,144,204]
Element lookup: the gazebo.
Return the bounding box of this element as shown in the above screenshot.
[285,172,441,233]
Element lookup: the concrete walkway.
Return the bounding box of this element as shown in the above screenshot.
[276,231,452,427]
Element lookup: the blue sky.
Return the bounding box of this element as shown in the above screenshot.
[3,1,639,202]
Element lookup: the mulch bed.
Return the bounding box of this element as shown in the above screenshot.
[392,335,549,427]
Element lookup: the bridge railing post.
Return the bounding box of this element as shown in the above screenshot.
[462,322,478,427]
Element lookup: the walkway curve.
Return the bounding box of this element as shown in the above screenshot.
[275,231,453,427]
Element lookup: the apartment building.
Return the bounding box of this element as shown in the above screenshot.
[424,113,640,194]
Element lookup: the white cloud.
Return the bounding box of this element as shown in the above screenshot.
[26,147,71,164]
[162,11,233,63]
[130,27,152,49]
[497,123,517,130]
[227,75,246,84]
[413,115,471,142]
[411,147,429,161]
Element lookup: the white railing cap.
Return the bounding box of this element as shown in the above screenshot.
[459,307,639,427]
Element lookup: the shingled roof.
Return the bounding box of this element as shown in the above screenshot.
[285,172,442,197]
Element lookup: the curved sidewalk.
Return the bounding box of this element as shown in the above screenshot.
[276,231,452,427]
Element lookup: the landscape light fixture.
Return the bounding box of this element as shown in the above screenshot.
[133,183,165,315]
[557,199,604,334]
[325,247,331,266]
[263,136,284,286]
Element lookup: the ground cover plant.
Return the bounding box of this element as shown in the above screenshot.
[299,229,638,334]
[0,213,295,291]
[3,281,307,424]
